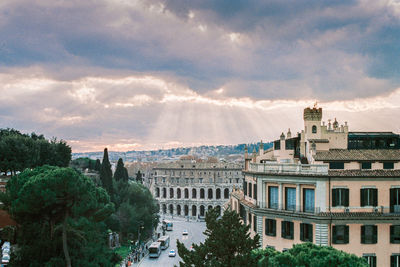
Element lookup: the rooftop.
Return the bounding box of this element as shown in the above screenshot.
[314,149,400,161]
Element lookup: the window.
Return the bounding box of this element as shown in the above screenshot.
[391,254,400,267]
[303,189,315,212]
[224,188,229,199]
[200,188,205,199]
[199,178,203,184]
[390,188,400,213]
[249,183,252,198]
[329,162,344,169]
[332,188,349,207]
[253,183,257,200]
[176,178,180,184]
[274,140,281,150]
[285,187,296,211]
[265,219,276,236]
[361,188,378,207]
[281,221,294,239]
[248,212,252,225]
[268,186,278,209]
[243,181,247,196]
[384,162,394,169]
[253,215,257,232]
[363,255,376,267]
[300,223,313,242]
[312,125,317,133]
[361,162,372,169]
[361,225,377,244]
[390,225,400,244]
[332,225,349,244]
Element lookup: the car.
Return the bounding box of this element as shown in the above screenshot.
[2,248,10,254]
[1,242,9,250]
[182,230,188,235]
[168,249,176,257]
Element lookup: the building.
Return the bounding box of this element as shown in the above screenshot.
[231,106,400,267]
[152,160,243,219]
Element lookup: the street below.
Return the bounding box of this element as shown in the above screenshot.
[138,216,206,267]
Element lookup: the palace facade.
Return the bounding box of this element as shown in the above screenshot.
[152,160,243,219]
[231,107,400,267]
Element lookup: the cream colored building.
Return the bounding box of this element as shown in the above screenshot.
[231,107,400,267]
[152,160,243,219]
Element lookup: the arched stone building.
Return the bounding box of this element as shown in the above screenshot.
[152,161,243,219]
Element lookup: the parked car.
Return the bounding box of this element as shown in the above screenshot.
[1,253,10,264]
[2,248,10,254]
[168,249,176,257]
[182,230,188,235]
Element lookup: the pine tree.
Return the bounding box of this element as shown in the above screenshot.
[177,208,260,267]
[100,148,113,197]
[114,158,126,182]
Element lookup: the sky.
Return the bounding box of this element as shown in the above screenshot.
[1,0,400,152]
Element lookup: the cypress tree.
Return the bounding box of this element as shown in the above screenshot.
[95,159,101,171]
[100,148,113,197]
[114,158,126,182]
[123,168,129,183]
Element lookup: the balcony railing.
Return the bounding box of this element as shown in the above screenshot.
[248,162,328,175]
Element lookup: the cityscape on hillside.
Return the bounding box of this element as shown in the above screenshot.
[72,142,272,163]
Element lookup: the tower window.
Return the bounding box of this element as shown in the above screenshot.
[312,125,317,133]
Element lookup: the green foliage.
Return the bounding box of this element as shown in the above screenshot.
[2,166,116,266]
[70,157,97,171]
[0,128,71,175]
[253,243,368,267]
[95,159,101,171]
[177,208,260,267]
[114,158,128,182]
[136,170,143,184]
[110,180,159,242]
[100,148,114,197]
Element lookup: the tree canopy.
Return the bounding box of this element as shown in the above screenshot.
[0,128,71,175]
[177,208,260,267]
[114,158,129,182]
[0,165,116,267]
[100,148,113,197]
[253,242,368,267]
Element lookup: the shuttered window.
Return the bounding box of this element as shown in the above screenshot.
[361,188,378,207]
[249,183,252,198]
[390,188,400,213]
[303,189,315,212]
[329,162,344,169]
[361,162,372,169]
[253,183,257,200]
[332,188,349,207]
[243,181,247,196]
[363,255,377,267]
[384,162,394,169]
[281,221,294,239]
[391,255,400,267]
[332,225,349,244]
[253,215,257,232]
[265,219,276,236]
[361,225,377,244]
[300,223,313,242]
[390,225,400,244]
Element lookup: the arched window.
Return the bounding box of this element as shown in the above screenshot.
[200,188,205,199]
[184,205,189,216]
[224,188,229,199]
[162,204,167,213]
[177,188,181,199]
[162,188,166,198]
[216,188,221,199]
[184,188,189,199]
[169,204,174,214]
[192,205,197,216]
[312,125,317,133]
[192,188,197,199]
[156,187,160,197]
[208,188,213,199]
[200,205,205,216]
[170,188,174,198]
[216,205,221,216]
[177,205,181,215]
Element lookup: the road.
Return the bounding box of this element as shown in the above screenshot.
[139,216,206,267]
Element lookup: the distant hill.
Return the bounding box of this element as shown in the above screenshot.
[72,142,272,163]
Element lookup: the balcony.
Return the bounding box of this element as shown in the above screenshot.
[247,162,328,175]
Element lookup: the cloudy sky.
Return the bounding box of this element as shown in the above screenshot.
[1,0,400,152]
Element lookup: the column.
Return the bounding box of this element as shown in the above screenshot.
[278,183,283,210]
[296,184,301,212]
[257,180,264,207]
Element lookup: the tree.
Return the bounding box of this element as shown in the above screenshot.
[177,208,260,267]
[254,243,368,267]
[136,170,143,184]
[114,158,128,182]
[100,148,113,197]
[1,166,115,266]
[95,159,101,171]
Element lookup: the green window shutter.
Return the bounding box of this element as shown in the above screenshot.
[300,223,304,241]
[361,225,365,244]
[332,226,337,243]
[390,225,394,243]
[332,189,337,206]
[290,222,294,239]
[344,225,349,244]
[309,224,313,242]
[344,189,349,207]
[281,221,285,238]
[390,189,395,213]
[373,225,377,244]
[272,220,276,236]
[360,189,365,207]
[372,189,378,206]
